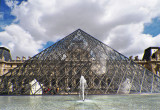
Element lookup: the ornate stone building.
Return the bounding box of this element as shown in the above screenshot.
[131,47,160,77]
[0,47,27,76]
[0,29,160,95]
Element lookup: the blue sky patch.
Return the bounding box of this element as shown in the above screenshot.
[0,0,15,31]
[38,41,54,52]
[0,0,27,31]
[143,17,160,37]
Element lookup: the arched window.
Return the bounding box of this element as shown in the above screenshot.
[69,69,72,76]
[86,78,89,85]
[94,78,99,86]
[77,53,80,60]
[60,68,65,75]
[107,78,111,85]
[51,79,56,86]
[101,78,106,87]
[76,79,79,87]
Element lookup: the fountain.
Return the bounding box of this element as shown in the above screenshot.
[79,76,87,101]
[118,78,131,94]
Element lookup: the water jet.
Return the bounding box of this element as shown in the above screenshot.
[79,76,87,101]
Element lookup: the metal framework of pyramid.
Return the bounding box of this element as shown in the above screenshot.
[0,29,160,95]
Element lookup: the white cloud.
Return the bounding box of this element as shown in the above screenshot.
[0,24,43,58]
[1,0,160,59]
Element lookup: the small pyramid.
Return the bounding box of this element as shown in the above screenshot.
[1,29,160,95]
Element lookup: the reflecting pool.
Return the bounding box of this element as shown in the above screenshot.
[1,94,160,110]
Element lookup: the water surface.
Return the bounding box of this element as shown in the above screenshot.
[0,94,160,110]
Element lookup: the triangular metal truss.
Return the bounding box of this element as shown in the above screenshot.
[0,29,160,95]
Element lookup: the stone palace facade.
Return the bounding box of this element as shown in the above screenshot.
[0,29,159,95]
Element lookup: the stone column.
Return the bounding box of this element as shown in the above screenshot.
[65,68,68,88]
[0,61,5,76]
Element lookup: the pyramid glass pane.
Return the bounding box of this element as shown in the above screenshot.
[0,29,160,95]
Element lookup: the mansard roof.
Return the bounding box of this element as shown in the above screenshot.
[0,47,12,61]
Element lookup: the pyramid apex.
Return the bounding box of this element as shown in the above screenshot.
[77,28,82,31]
[75,28,83,32]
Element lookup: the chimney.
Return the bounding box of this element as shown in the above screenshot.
[22,56,26,61]
[16,56,20,60]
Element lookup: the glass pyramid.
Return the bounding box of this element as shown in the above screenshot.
[1,29,160,95]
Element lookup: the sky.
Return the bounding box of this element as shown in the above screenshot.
[0,0,160,59]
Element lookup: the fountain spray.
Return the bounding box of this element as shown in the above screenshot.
[80,76,87,101]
